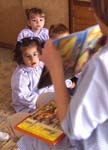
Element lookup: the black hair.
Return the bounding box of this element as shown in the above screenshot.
[13,37,42,65]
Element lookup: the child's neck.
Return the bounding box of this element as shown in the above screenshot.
[32,28,41,34]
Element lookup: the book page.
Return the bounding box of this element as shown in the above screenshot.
[38,25,102,89]
[15,100,65,145]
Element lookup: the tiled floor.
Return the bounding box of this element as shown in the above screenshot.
[0,47,18,149]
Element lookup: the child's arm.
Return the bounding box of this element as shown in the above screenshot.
[11,71,43,112]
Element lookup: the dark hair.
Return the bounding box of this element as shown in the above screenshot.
[25,7,45,20]
[91,0,108,26]
[49,23,69,38]
[14,37,42,65]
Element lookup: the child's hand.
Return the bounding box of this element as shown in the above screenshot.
[66,80,76,89]
[71,82,76,89]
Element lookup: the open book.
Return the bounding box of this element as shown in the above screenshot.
[15,100,65,145]
[38,24,102,89]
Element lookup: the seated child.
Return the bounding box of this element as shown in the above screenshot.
[49,23,77,94]
[17,7,49,45]
[49,23,69,39]
[11,37,54,113]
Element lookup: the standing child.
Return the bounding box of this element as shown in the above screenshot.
[11,37,54,113]
[17,7,49,45]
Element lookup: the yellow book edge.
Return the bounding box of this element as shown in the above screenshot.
[14,100,65,145]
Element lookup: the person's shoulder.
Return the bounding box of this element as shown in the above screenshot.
[41,28,49,33]
[11,66,32,87]
[39,28,49,40]
[12,65,30,77]
[86,43,108,74]
[38,61,44,67]
[17,27,33,41]
[19,27,31,33]
[42,27,48,31]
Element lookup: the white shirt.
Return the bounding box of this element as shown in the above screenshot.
[11,61,54,112]
[61,44,108,149]
[17,27,49,42]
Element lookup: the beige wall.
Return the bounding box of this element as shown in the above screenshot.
[0,0,68,45]
[0,0,25,44]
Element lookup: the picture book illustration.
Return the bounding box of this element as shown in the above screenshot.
[38,25,102,89]
[15,100,65,145]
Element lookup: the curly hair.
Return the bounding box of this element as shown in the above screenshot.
[13,37,42,65]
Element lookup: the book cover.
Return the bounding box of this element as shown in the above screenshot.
[38,25,102,89]
[15,100,65,145]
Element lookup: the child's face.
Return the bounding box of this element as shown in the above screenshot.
[22,46,39,68]
[28,14,45,32]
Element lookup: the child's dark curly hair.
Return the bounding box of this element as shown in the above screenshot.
[13,37,42,65]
